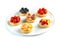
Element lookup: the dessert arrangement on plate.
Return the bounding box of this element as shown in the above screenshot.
[7,7,54,36]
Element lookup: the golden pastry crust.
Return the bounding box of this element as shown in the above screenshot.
[39,19,50,28]
[8,21,20,26]
[21,23,33,34]
[37,13,47,17]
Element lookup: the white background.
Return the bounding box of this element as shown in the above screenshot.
[0,0,60,40]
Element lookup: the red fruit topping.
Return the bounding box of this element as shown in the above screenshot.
[41,21,46,25]
[40,19,48,25]
[37,8,47,15]
[13,19,17,23]
[10,16,20,23]
[14,16,17,19]
[42,8,45,10]
[10,17,14,22]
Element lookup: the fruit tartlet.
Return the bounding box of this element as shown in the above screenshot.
[21,23,33,34]
[39,18,51,28]
[8,16,21,26]
[19,8,29,16]
[26,13,36,23]
[37,8,47,17]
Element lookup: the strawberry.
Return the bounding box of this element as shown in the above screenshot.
[38,8,47,15]
[17,18,20,22]
[10,16,20,23]
[13,19,16,23]
[10,17,14,22]
[40,11,44,15]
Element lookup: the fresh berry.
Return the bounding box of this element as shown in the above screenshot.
[10,16,20,23]
[19,8,29,14]
[40,19,48,25]
[25,8,29,12]
[37,8,47,15]
[21,8,24,10]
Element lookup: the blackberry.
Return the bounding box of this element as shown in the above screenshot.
[19,7,29,13]
[25,8,29,12]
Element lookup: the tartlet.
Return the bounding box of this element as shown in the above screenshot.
[26,13,36,23]
[8,16,21,26]
[21,23,33,34]
[37,8,47,17]
[19,8,29,16]
[39,18,51,28]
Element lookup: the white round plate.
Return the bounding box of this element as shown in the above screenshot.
[6,9,54,36]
